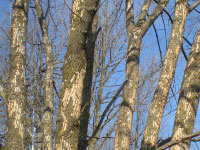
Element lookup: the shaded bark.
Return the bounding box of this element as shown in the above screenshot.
[5,0,29,149]
[114,0,169,149]
[34,0,54,149]
[55,0,99,149]
[141,0,188,149]
[170,31,200,150]
[89,4,106,149]
[78,7,100,150]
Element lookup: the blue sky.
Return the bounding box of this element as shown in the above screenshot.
[0,0,200,149]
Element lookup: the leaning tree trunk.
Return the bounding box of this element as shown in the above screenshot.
[55,0,99,149]
[170,31,200,150]
[5,0,29,150]
[114,0,169,149]
[141,0,188,149]
[34,0,54,149]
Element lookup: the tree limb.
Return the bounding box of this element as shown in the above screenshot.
[88,80,127,144]
[188,1,200,13]
[0,84,5,101]
[157,131,200,150]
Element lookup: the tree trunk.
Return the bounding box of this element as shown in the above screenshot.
[5,0,29,149]
[55,0,99,149]
[78,6,100,150]
[141,0,188,149]
[114,0,169,149]
[89,4,106,149]
[34,0,54,149]
[114,14,141,150]
[170,31,200,150]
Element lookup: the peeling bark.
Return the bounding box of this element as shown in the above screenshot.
[141,0,188,149]
[170,31,200,150]
[34,0,54,149]
[5,0,29,149]
[55,0,99,149]
[114,0,169,149]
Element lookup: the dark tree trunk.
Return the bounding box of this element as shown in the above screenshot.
[55,0,99,149]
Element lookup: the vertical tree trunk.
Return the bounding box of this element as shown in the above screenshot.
[5,0,29,149]
[55,0,99,149]
[36,39,45,150]
[115,0,169,149]
[89,4,106,149]
[114,24,141,150]
[34,0,54,149]
[78,6,100,150]
[170,31,200,150]
[141,0,188,149]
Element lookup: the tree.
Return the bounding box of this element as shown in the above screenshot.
[170,30,200,150]
[115,0,169,149]
[141,1,200,149]
[1,0,200,149]
[34,0,54,149]
[5,0,29,149]
[55,0,100,149]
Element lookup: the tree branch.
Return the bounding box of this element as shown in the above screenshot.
[88,80,127,144]
[157,131,200,150]
[137,0,152,25]
[0,84,5,101]
[141,0,169,36]
[188,1,200,13]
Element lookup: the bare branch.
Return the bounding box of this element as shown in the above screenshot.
[137,0,152,25]
[157,131,200,150]
[188,1,200,13]
[141,0,169,36]
[88,80,127,143]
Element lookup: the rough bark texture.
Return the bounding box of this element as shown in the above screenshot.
[114,36,141,150]
[114,0,139,148]
[170,31,200,150]
[141,0,188,149]
[34,0,54,149]
[5,0,29,149]
[114,0,169,149]
[78,7,99,150]
[55,0,99,149]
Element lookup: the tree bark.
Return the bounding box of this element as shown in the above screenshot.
[114,0,169,149]
[78,6,100,150]
[169,31,200,150]
[141,0,188,149]
[34,0,54,149]
[89,4,106,149]
[55,0,99,149]
[5,0,29,149]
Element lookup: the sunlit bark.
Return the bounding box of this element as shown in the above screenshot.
[170,31,200,150]
[5,0,29,149]
[114,0,169,149]
[141,0,188,149]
